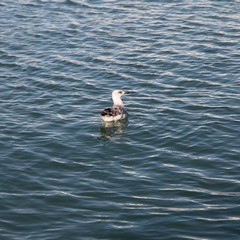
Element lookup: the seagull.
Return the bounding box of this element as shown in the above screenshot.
[100,90,129,122]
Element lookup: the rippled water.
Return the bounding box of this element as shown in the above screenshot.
[1,0,240,239]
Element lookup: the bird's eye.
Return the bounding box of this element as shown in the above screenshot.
[119,91,122,94]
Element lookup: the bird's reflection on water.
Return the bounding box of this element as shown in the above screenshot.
[98,120,129,142]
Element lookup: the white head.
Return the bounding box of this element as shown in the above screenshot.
[112,90,129,106]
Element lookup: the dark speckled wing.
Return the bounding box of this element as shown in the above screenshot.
[101,106,128,118]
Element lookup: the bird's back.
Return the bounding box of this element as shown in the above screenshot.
[101,105,128,122]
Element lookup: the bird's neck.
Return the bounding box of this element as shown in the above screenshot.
[112,96,123,106]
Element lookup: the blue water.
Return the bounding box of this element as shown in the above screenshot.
[1,0,240,239]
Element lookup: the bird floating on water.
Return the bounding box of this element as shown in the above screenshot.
[100,90,129,122]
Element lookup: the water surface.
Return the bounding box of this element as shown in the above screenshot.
[0,0,240,239]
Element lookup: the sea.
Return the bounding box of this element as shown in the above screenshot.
[0,0,240,239]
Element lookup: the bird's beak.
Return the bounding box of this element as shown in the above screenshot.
[124,90,130,94]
